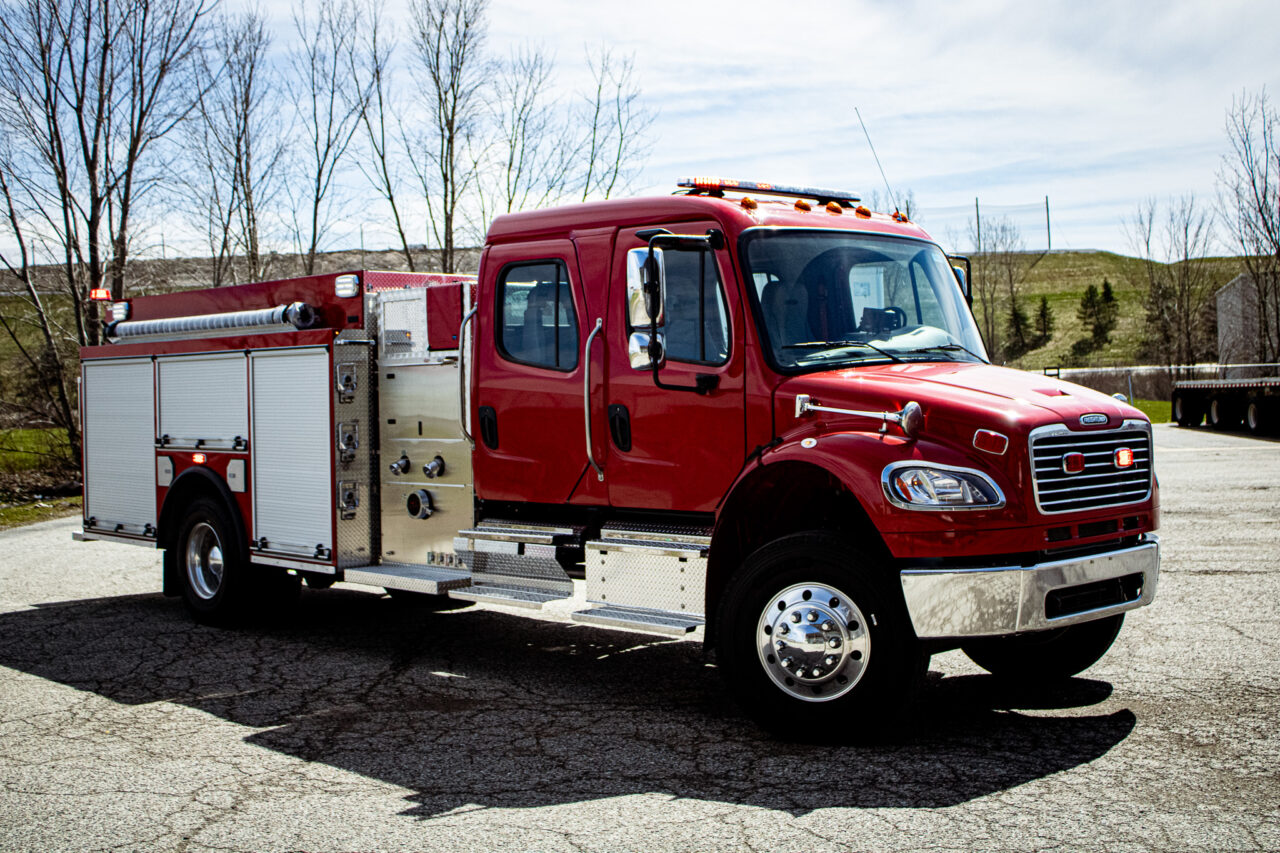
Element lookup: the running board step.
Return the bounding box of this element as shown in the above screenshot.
[344,562,472,595]
[449,582,570,609]
[571,605,705,636]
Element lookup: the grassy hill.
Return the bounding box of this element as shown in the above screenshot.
[996,251,1243,370]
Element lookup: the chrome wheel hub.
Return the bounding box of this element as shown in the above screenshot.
[185,521,225,600]
[757,582,870,702]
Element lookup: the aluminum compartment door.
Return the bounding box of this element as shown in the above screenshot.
[83,358,156,533]
[158,353,248,448]
[251,348,332,557]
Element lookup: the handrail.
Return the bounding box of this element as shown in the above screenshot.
[584,318,604,481]
[458,307,477,445]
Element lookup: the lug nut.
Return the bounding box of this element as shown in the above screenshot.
[828,637,841,649]
[775,640,787,649]
[778,623,789,635]
[780,657,794,669]
[810,667,824,678]
[806,610,819,623]
[820,620,835,632]
[790,611,801,623]
[824,655,838,667]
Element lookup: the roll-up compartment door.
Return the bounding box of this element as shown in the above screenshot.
[83,358,156,534]
[158,353,248,448]
[251,348,333,557]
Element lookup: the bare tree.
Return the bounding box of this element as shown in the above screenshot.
[1220,89,1280,362]
[1129,195,1217,365]
[0,153,79,463]
[474,45,575,227]
[0,0,211,345]
[405,0,487,274]
[287,0,368,275]
[578,46,652,201]
[348,0,418,270]
[182,10,285,285]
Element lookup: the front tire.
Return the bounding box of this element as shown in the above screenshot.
[715,532,924,737]
[961,613,1124,681]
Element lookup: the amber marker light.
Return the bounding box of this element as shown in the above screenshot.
[740,196,758,210]
[794,199,811,211]
[855,205,872,218]
[1115,447,1135,468]
[972,429,1009,456]
[826,201,843,214]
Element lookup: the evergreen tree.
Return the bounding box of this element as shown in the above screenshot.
[1005,296,1032,359]
[1035,296,1054,347]
[1096,279,1119,345]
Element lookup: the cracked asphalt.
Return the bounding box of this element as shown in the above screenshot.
[1,423,1278,852]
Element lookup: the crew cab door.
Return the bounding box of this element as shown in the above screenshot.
[471,239,603,504]
[602,225,746,511]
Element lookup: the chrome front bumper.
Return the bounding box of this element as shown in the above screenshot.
[900,537,1159,639]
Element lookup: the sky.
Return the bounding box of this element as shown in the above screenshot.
[463,0,1280,254]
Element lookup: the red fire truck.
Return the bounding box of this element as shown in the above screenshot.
[77,179,1159,729]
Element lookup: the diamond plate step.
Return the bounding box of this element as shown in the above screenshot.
[571,605,705,636]
[448,582,570,609]
[343,563,472,595]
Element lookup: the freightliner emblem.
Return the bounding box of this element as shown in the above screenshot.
[1080,413,1109,425]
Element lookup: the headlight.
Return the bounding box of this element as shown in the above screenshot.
[882,462,1005,511]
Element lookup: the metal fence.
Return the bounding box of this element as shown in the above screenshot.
[1043,363,1280,401]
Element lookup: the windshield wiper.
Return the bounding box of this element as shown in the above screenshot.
[898,343,988,363]
[783,340,904,363]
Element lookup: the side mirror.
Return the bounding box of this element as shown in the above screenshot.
[948,254,973,307]
[625,247,665,327]
[628,330,665,370]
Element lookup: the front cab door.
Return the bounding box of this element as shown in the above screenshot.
[603,225,746,512]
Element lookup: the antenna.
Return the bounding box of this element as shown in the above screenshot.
[855,107,899,214]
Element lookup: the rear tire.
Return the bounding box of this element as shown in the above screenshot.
[1209,396,1241,431]
[1245,399,1268,435]
[961,613,1124,681]
[1172,392,1201,427]
[715,532,925,739]
[176,497,251,623]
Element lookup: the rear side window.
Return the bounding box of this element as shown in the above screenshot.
[497,260,579,370]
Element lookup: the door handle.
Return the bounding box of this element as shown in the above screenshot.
[584,317,604,481]
[458,306,477,445]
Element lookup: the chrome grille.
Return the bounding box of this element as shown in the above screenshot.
[1030,424,1153,514]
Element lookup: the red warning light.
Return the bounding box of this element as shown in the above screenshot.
[1062,452,1086,474]
[1114,447,1134,468]
[89,288,112,301]
[192,453,207,465]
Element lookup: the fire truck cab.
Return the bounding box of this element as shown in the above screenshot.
[77,180,1160,731]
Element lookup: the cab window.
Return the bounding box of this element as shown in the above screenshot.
[662,250,729,365]
[497,260,579,370]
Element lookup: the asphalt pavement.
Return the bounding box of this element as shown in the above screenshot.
[0,423,1277,852]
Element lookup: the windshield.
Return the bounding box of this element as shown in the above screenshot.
[741,229,988,371]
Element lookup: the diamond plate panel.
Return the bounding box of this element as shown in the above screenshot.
[335,333,376,568]
[585,541,707,616]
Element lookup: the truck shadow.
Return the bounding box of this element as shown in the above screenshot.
[0,589,1135,817]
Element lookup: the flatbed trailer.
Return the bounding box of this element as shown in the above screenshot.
[1172,377,1280,433]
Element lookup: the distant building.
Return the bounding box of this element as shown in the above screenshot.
[1217,274,1279,372]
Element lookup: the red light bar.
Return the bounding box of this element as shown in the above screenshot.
[677,178,860,207]
[89,288,111,301]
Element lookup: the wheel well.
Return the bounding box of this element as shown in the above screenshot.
[705,461,888,645]
[158,469,246,596]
